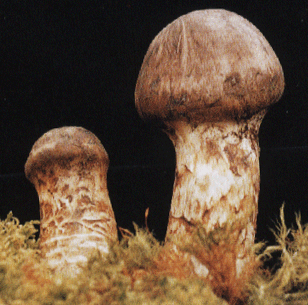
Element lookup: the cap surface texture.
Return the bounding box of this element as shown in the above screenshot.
[135,9,284,124]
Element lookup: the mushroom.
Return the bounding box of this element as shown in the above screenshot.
[25,126,118,275]
[135,9,284,275]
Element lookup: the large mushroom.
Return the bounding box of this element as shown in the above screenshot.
[135,9,284,275]
[25,127,118,276]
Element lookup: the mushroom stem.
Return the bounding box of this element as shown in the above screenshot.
[165,111,266,274]
[25,127,118,276]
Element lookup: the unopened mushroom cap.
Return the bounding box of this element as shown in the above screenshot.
[135,9,284,124]
[25,127,109,183]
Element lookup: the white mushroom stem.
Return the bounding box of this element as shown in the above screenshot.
[25,127,118,276]
[37,163,116,272]
[165,111,265,274]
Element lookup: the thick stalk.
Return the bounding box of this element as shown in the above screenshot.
[165,111,266,274]
[34,159,118,275]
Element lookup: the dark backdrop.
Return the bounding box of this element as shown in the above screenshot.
[1,0,308,243]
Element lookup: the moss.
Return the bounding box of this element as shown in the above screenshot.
[248,205,308,305]
[174,221,259,305]
[1,206,308,304]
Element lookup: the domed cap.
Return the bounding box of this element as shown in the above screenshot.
[25,126,109,183]
[135,9,284,124]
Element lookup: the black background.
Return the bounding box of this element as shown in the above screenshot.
[1,0,308,243]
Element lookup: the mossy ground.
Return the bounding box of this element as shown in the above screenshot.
[0,206,307,304]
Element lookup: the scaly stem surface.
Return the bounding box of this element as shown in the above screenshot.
[36,163,118,275]
[165,111,265,274]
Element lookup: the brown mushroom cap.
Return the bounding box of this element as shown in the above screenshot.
[135,9,284,124]
[25,127,109,183]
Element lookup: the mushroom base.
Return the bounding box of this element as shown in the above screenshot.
[165,111,266,276]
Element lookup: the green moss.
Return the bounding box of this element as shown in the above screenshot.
[1,206,308,304]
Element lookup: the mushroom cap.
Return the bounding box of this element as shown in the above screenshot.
[25,127,109,183]
[135,9,284,124]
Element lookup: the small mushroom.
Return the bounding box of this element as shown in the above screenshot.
[135,10,284,275]
[25,127,118,275]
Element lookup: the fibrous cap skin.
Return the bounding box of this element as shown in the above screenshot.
[135,9,285,125]
[25,126,109,183]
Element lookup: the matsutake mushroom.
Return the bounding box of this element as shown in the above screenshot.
[135,9,284,275]
[25,126,118,276]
